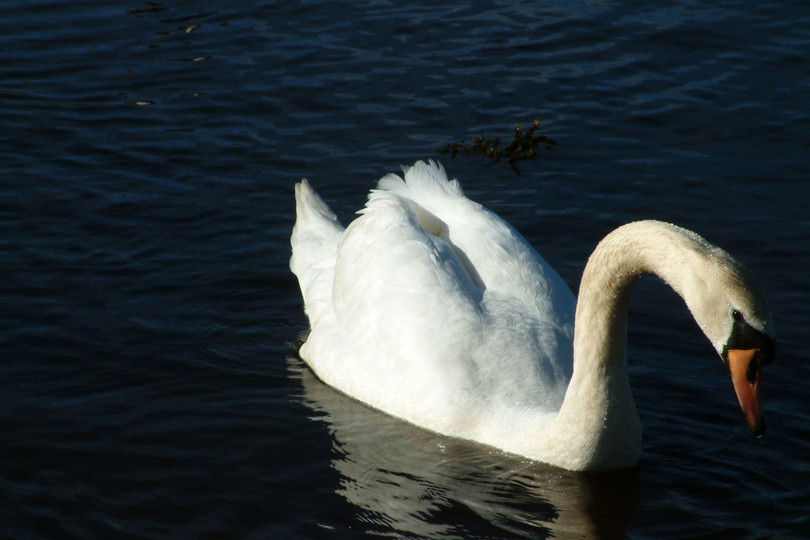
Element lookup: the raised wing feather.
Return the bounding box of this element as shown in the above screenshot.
[379,161,574,329]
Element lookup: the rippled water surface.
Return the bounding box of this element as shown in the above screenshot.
[2,1,809,538]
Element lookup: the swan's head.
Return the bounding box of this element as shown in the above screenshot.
[667,229,775,436]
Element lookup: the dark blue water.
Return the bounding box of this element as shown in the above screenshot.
[2,1,809,538]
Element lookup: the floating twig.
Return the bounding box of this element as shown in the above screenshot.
[437,119,557,175]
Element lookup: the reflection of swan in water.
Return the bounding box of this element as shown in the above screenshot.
[291,356,639,539]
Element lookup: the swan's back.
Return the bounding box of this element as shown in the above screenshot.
[291,162,576,442]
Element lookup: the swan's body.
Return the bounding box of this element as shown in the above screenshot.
[290,161,775,471]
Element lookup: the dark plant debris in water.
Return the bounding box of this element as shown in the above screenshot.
[437,119,557,175]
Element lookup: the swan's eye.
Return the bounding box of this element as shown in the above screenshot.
[732,309,744,322]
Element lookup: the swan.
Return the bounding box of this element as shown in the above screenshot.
[290,160,775,471]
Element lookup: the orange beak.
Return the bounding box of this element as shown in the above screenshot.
[727,348,765,436]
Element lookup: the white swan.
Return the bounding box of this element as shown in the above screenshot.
[290,161,775,471]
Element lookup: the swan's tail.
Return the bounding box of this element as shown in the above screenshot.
[290,179,345,327]
[374,160,465,206]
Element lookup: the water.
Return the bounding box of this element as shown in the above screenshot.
[2,0,808,538]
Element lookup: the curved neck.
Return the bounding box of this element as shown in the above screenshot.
[573,224,659,379]
[547,221,707,470]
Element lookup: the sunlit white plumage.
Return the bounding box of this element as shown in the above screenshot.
[290,161,774,470]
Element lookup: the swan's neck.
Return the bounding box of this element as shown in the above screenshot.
[545,221,710,470]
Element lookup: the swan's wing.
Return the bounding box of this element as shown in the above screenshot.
[290,179,345,327]
[331,189,484,366]
[378,161,576,331]
[377,162,576,408]
[300,188,487,430]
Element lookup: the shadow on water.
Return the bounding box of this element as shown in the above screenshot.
[288,356,639,539]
